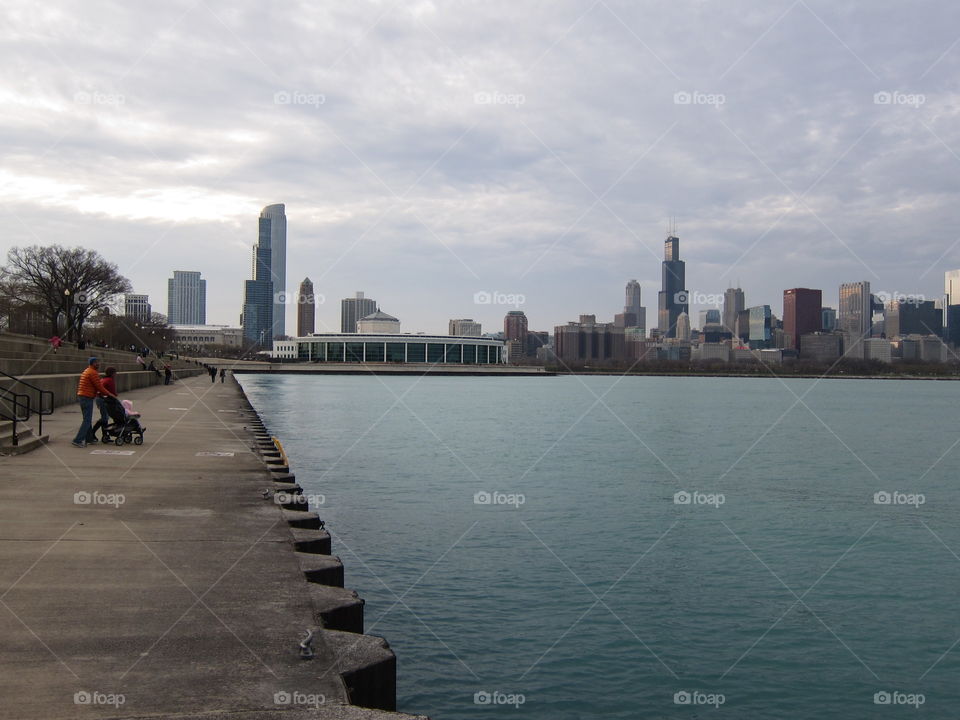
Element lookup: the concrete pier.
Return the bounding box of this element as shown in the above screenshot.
[0,373,426,719]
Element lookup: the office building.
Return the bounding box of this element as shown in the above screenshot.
[839,281,871,338]
[554,315,626,364]
[124,294,152,323]
[167,271,206,325]
[260,204,287,337]
[676,312,691,341]
[821,307,837,332]
[241,221,274,346]
[799,332,842,363]
[449,319,482,336]
[170,325,243,351]
[297,278,315,337]
[748,305,772,349]
[527,330,549,357]
[783,288,822,352]
[356,310,400,334]
[504,310,529,347]
[886,299,941,339]
[723,288,745,335]
[863,338,892,363]
[341,292,377,333]
[657,236,688,338]
[624,279,646,335]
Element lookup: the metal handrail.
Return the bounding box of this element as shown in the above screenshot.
[0,368,54,435]
[0,387,31,447]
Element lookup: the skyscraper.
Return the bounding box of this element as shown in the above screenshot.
[783,288,822,351]
[341,292,377,333]
[297,278,315,337]
[449,319,482,336]
[945,269,960,306]
[839,281,871,338]
[657,236,688,338]
[624,279,646,335]
[676,312,691,341]
[167,271,206,325]
[242,220,274,346]
[124,294,151,323]
[723,288,745,335]
[504,310,528,344]
[748,305,772,349]
[260,204,287,337]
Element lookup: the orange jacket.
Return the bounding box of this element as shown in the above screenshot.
[77,366,106,398]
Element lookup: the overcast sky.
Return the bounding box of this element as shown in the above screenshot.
[2,0,959,334]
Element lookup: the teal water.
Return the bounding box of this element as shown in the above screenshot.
[239,374,960,719]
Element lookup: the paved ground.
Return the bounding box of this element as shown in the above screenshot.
[0,373,416,719]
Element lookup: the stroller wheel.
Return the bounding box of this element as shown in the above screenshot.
[115,435,124,446]
[133,436,144,446]
[101,436,111,444]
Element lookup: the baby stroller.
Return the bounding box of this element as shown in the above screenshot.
[102,398,146,446]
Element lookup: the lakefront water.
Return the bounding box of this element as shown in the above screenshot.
[239,374,960,719]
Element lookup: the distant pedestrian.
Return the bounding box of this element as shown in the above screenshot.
[164,365,172,385]
[49,335,62,353]
[136,354,145,369]
[72,358,118,448]
[209,366,217,383]
[77,337,86,350]
[219,368,226,383]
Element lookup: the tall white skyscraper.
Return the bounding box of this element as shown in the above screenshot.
[676,311,691,341]
[945,269,960,306]
[260,204,287,337]
[167,271,206,325]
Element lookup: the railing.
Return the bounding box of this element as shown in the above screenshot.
[0,369,53,436]
[0,387,31,447]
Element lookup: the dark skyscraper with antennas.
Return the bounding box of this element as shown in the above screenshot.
[657,235,688,338]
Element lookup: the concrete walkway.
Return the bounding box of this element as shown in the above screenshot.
[0,374,424,719]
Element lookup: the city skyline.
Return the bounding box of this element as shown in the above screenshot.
[4,2,960,335]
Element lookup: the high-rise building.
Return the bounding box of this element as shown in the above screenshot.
[297,278,315,337]
[242,221,274,346]
[723,288,745,335]
[124,294,151,323]
[504,310,529,348]
[167,271,206,325]
[839,281,871,339]
[554,315,626,364]
[783,288,822,352]
[676,312,691,341]
[821,307,837,332]
[658,236,688,338]
[946,270,960,306]
[341,292,377,333]
[624,279,646,335]
[698,309,721,327]
[260,204,287,337]
[449,319,482,336]
[748,305,772,349]
[886,299,942,338]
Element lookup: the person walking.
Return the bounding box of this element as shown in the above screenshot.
[73,358,118,448]
[90,366,119,443]
[163,365,172,385]
[219,368,226,383]
[209,366,217,383]
[49,335,62,353]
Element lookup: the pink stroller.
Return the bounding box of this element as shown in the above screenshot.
[110,399,146,446]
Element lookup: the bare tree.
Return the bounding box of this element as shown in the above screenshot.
[4,245,132,341]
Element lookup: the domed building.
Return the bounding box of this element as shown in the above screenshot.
[356,310,400,334]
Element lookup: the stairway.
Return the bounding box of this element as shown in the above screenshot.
[0,419,49,456]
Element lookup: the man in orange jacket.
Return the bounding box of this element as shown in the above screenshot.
[72,357,118,448]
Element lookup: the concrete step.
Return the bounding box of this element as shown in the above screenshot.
[0,432,48,455]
